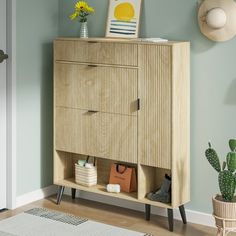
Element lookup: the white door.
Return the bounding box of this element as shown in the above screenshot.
[0,0,7,210]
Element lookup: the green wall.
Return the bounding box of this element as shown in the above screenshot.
[58,0,236,214]
[16,0,59,196]
[15,0,236,215]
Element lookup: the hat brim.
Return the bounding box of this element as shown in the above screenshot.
[198,0,236,42]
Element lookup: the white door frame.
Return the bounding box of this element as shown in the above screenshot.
[6,0,17,209]
[0,0,7,210]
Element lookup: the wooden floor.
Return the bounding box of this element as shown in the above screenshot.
[0,195,229,236]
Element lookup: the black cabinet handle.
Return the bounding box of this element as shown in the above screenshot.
[87,110,99,113]
[137,98,140,110]
[87,64,98,67]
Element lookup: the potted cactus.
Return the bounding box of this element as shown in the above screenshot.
[205,139,236,230]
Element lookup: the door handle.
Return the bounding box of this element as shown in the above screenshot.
[87,110,99,114]
[0,50,8,63]
[87,64,98,67]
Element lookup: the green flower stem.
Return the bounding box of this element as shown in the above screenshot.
[79,10,88,22]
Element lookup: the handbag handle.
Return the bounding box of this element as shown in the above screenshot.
[116,164,128,174]
[84,156,96,167]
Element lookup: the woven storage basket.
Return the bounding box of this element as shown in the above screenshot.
[75,164,97,187]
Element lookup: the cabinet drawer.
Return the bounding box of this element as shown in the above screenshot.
[55,108,137,163]
[55,63,138,115]
[54,40,138,66]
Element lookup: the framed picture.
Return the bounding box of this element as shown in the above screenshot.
[106,0,142,38]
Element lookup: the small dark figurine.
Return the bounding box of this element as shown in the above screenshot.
[147,174,171,203]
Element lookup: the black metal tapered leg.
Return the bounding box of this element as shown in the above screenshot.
[179,205,187,224]
[145,204,151,221]
[167,208,174,232]
[56,186,65,205]
[72,188,76,199]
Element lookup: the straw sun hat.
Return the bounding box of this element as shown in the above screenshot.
[198,0,236,42]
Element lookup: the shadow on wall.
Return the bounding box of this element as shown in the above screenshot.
[40,42,54,187]
[224,78,236,105]
[139,0,216,53]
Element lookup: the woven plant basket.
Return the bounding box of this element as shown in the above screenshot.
[213,195,236,229]
[75,164,97,187]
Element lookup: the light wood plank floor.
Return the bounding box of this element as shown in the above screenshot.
[0,195,232,236]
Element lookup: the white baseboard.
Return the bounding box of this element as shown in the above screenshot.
[16,185,57,208]
[64,188,215,228]
[16,185,215,228]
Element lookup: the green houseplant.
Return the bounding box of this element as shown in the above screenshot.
[205,139,236,232]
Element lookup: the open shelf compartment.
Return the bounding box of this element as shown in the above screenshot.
[138,164,172,208]
[54,150,138,201]
[54,150,172,208]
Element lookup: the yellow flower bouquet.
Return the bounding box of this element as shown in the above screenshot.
[70,1,94,23]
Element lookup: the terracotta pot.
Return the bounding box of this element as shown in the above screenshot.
[213,195,236,228]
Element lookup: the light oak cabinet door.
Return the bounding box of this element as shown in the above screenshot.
[54,40,138,66]
[55,107,137,163]
[54,63,138,115]
[139,45,172,169]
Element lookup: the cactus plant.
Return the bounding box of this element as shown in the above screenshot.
[205,142,221,172]
[227,152,236,172]
[205,139,236,202]
[219,170,236,201]
[229,139,236,152]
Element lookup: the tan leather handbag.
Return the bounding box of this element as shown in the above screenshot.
[109,164,137,193]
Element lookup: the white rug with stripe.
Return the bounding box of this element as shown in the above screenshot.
[0,208,152,236]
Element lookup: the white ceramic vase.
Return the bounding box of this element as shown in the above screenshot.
[80,22,88,38]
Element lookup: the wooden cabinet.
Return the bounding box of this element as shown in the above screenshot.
[53,38,190,231]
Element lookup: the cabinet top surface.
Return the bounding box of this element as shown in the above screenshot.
[55,37,189,46]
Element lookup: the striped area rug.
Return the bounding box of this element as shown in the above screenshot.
[0,208,152,236]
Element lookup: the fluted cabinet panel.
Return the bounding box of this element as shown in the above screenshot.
[55,107,137,163]
[138,45,172,169]
[54,62,138,115]
[54,40,138,67]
